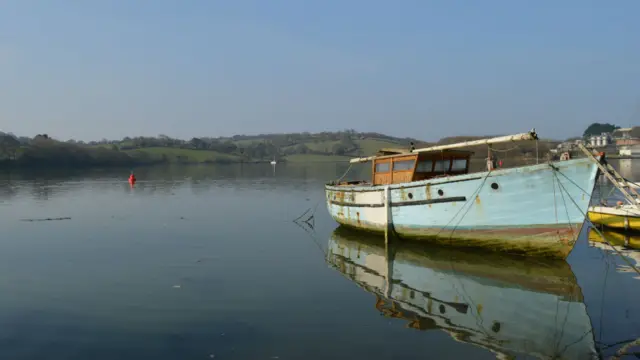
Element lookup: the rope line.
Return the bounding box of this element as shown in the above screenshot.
[552,164,594,197]
[550,166,640,276]
[334,163,353,184]
[432,169,494,241]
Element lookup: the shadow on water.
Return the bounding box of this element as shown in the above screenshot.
[325,227,602,359]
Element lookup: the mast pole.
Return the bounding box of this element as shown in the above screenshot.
[349,129,539,164]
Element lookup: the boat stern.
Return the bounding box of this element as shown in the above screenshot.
[325,184,387,232]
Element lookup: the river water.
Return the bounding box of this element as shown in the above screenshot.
[0,160,638,359]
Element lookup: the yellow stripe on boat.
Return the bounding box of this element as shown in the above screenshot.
[587,227,640,249]
[588,205,640,231]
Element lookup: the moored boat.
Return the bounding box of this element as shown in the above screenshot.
[326,228,599,359]
[588,204,640,231]
[586,151,640,231]
[325,130,602,258]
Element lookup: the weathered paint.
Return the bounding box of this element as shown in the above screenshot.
[325,157,600,258]
[326,229,598,360]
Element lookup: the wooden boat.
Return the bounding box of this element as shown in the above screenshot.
[325,130,602,258]
[326,228,599,359]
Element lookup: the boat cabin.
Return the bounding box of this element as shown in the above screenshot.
[371,149,472,185]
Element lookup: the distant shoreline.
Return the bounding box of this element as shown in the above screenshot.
[2,129,637,170]
[605,155,640,160]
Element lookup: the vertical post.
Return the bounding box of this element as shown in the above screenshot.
[536,139,539,164]
[384,185,390,246]
[384,238,392,298]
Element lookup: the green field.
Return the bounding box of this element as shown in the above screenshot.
[84,136,410,165]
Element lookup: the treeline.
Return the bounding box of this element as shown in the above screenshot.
[0,133,149,168]
[0,130,425,168]
[3,124,621,169]
[84,129,425,159]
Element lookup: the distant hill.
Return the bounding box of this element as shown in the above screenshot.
[0,129,564,168]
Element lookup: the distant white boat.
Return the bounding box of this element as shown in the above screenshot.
[270,157,277,165]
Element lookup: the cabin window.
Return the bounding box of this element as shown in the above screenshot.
[451,159,467,171]
[375,162,390,172]
[416,160,433,172]
[393,159,415,171]
[434,159,450,172]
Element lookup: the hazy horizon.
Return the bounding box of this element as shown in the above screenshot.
[1,1,638,142]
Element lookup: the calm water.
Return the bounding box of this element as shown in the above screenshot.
[0,160,638,359]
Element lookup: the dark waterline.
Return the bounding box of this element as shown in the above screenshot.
[0,160,638,359]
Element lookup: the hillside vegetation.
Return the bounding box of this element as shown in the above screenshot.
[0,131,425,167]
[0,126,606,169]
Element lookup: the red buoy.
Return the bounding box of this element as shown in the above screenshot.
[129,173,136,185]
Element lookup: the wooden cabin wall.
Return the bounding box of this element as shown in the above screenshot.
[391,155,417,184]
[373,159,392,185]
[373,155,418,185]
[371,152,471,185]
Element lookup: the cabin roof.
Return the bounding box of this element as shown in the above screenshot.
[372,149,475,161]
[376,148,409,156]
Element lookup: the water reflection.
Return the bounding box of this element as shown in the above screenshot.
[0,163,365,202]
[326,227,599,360]
[588,227,640,279]
[617,159,634,180]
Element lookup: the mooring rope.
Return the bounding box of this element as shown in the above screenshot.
[611,337,640,360]
[433,168,494,241]
[334,163,354,184]
[550,167,640,276]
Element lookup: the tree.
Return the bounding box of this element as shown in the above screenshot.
[189,137,205,149]
[331,143,348,155]
[0,134,20,160]
[294,144,309,154]
[583,123,619,137]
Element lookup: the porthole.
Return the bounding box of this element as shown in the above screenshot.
[492,321,501,333]
[439,304,446,314]
[438,189,444,196]
[491,183,499,190]
[408,192,413,199]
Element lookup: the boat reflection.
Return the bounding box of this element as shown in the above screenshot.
[326,227,599,359]
[588,226,640,279]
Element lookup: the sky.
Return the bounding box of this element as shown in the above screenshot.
[0,1,639,142]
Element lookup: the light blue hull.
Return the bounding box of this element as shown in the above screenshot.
[325,157,600,258]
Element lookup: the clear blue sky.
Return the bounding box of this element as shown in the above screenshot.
[0,1,638,142]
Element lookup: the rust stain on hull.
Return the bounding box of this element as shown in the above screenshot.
[331,216,582,259]
[425,184,432,208]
